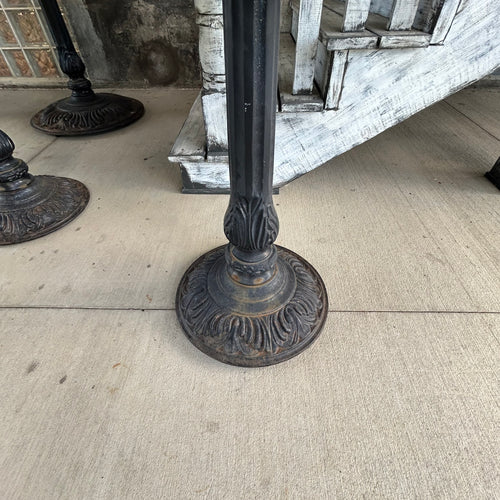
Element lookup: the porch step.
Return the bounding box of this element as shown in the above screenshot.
[169,0,499,193]
[278,34,324,112]
[291,0,431,52]
[322,0,431,49]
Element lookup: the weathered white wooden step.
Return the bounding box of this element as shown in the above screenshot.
[322,0,431,49]
[279,34,324,111]
[168,94,206,163]
[319,4,379,50]
[170,0,499,192]
[365,14,431,49]
[292,0,378,50]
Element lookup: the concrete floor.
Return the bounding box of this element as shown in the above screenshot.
[0,87,499,499]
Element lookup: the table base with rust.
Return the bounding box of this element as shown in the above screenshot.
[31,0,144,137]
[0,130,89,245]
[176,0,328,367]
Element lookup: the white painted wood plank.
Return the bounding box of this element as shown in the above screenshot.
[314,41,332,98]
[194,0,222,15]
[292,0,323,94]
[430,0,462,44]
[320,6,379,50]
[185,0,500,189]
[280,34,324,111]
[325,50,348,109]
[343,0,372,32]
[366,13,431,48]
[202,91,228,156]
[377,32,430,49]
[197,14,225,91]
[388,0,420,30]
[168,94,206,162]
[271,0,500,186]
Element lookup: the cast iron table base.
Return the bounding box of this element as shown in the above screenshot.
[31,0,144,136]
[177,245,327,367]
[176,0,327,367]
[0,130,89,245]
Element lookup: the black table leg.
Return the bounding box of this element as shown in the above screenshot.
[176,0,327,367]
[485,157,500,190]
[0,130,89,244]
[31,0,144,136]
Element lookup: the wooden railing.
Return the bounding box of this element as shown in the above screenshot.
[288,0,462,108]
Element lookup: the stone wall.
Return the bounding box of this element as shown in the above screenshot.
[63,0,201,87]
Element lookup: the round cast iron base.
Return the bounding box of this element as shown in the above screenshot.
[31,93,145,136]
[176,245,328,367]
[0,175,89,245]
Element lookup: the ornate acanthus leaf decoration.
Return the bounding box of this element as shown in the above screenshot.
[58,48,86,80]
[177,247,326,360]
[0,177,88,242]
[37,101,134,131]
[224,196,279,251]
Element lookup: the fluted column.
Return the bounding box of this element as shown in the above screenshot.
[176,0,327,367]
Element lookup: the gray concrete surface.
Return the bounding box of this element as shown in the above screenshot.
[0,87,499,499]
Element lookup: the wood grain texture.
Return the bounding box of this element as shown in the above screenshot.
[365,12,431,48]
[291,0,323,94]
[169,94,206,162]
[320,6,379,50]
[197,13,225,91]
[280,34,324,111]
[314,40,332,98]
[272,0,499,186]
[325,49,348,109]
[388,0,420,30]
[186,0,499,189]
[430,0,462,44]
[343,0,372,31]
[202,91,228,155]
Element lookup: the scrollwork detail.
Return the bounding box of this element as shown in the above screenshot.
[177,247,326,360]
[0,177,88,242]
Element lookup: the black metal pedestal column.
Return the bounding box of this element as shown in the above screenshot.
[176,0,327,367]
[31,0,144,136]
[485,157,500,190]
[0,130,89,244]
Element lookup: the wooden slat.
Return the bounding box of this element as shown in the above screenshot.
[387,0,420,30]
[280,34,324,111]
[325,50,348,110]
[365,12,431,48]
[320,4,379,50]
[202,91,228,157]
[314,41,331,98]
[292,0,323,94]
[430,0,462,44]
[169,93,206,162]
[342,0,372,32]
